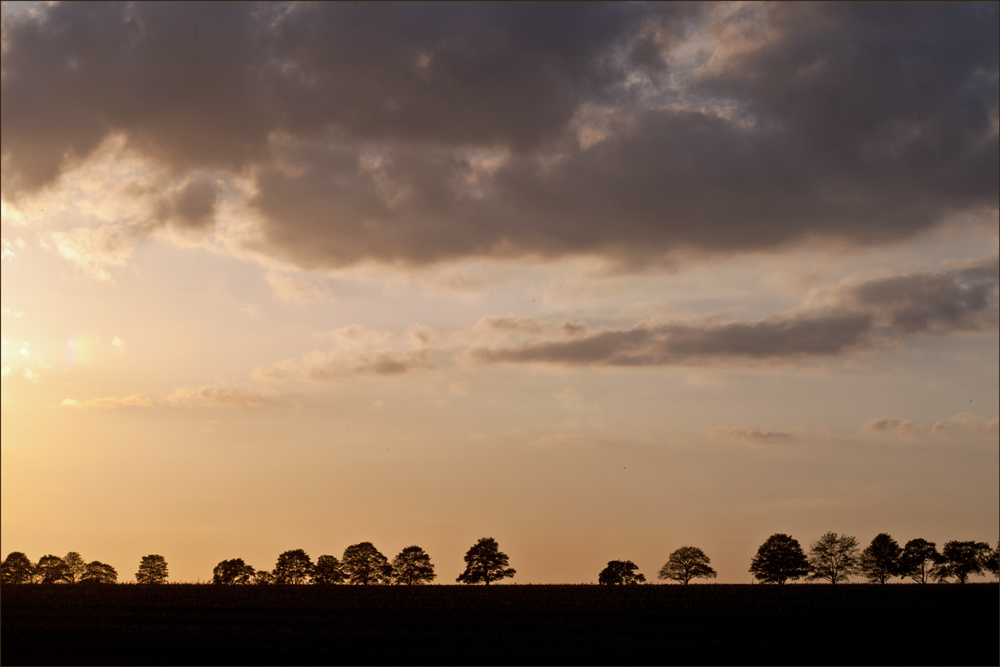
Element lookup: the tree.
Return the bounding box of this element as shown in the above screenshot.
[658,547,718,585]
[273,549,314,584]
[749,533,810,584]
[934,541,991,584]
[81,561,118,584]
[314,555,347,585]
[135,555,169,584]
[456,537,516,585]
[1,552,35,585]
[64,552,87,584]
[598,560,646,585]
[898,538,940,584]
[253,569,274,585]
[342,542,392,585]
[391,546,436,585]
[212,558,256,585]
[985,542,999,580]
[37,554,70,584]
[859,533,902,584]
[807,532,860,584]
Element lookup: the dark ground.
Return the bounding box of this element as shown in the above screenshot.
[2,583,997,665]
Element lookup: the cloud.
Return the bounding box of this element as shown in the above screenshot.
[1,308,25,318]
[266,272,332,303]
[61,387,274,409]
[861,417,923,438]
[932,412,1000,437]
[467,261,998,367]
[2,3,994,270]
[1,237,25,261]
[111,336,125,352]
[709,426,803,445]
[43,224,138,281]
[254,349,431,383]
[21,368,42,383]
[61,395,153,409]
[163,386,272,408]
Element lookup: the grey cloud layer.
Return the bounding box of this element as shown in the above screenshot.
[3,2,997,268]
[469,261,1000,366]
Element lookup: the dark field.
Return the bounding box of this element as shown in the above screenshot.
[2,583,997,665]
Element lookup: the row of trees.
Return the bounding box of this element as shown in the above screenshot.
[749,533,999,585]
[214,537,515,586]
[0,551,119,585]
[4,535,998,586]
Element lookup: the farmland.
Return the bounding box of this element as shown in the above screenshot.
[2,583,996,665]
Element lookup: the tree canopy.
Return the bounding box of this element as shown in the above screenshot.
[935,541,991,584]
[807,532,860,584]
[598,560,646,585]
[859,533,901,584]
[136,555,169,584]
[391,546,436,585]
[213,558,256,585]
[658,547,718,585]
[37,555,70,584]
[314,555,347,585]
[749,533,810,584]
[986,543,999,580]
[64,552,87,584]
[1,552,35,585]
[457,537,516,585]
[342,543,392,585]
[273,549,314,584]
[898,539,940,584]
[81,561,118,584]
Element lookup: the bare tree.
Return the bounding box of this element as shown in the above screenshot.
[807,532,860,584]
[658,546,717,585]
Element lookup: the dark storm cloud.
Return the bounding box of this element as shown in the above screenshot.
[469,261,999,367]
[2,2,997,268]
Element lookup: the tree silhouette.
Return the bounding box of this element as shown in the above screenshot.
[1,552,35,585]
[213,558,256,585]
[658,547,718,584]
[749,533,809,584]
[81,561,118,584]
[598,560,646,585]
[898,538,940,584]
[314,555,347,584]
[253,569,274,585]
[985,542,999,580]
[342,543,392,585]
[934,540,991,583]
[859,533,902,584]
[273,549,314,584]
[807,532,860,584]
[391,546,436,585]
[136,555,169,584]
[37,554,70,583]
[457,537,516,585]
[64,552,87,584]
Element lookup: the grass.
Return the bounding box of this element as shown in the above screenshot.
[2,583,997,665]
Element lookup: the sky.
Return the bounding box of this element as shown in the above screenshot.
[1,1,997,584]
